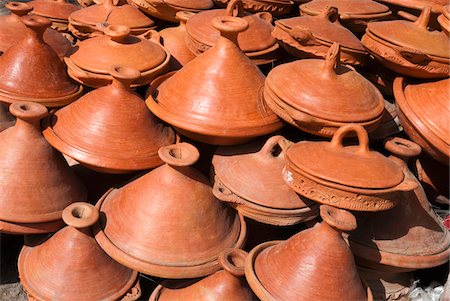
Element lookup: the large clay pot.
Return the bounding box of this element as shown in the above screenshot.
[245,205,373,300]
[28,0,79,33]
[0,102,86,235]
[94,143,246,278]
[0,16,82,107]
[212,136,319,226]
[18,202,141,301]
[43,66,176,174]
[213,0,294,17]
[146,16,283,145]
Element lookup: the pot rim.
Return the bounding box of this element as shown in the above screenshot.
[0,218,64,235]
[0,85,83,107]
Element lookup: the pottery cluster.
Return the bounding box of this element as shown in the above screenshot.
[0,0,448,300]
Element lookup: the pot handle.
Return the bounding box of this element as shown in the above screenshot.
[330,125,370,155]
[385,137,421,160]
[65,57,106,82]
[226,0,245,17]
[320,205,357,232]
[6,2,32,16]
[255,12,273,24]
[398,10,419,22]
[121,279,142,301]
[218,248,248,277]
[390,43,431,64]
[139,29,162,44]
[289,26,321,46]
[212,180,246,205]
[258,135,292,159]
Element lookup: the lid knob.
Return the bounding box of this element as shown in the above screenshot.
[218,248,248,277]
[104,24,131,43]
[9,102,47,131]
[212,16,249,45]
[384,137,421,162]
[158,143,200,167]
[62,202,100,229]
[110,65,141,90]
[322,42,340,78]
[320,6,339,22]
[320,205,357,232]
[22,15,52,41]
[6,2,32,16]
[175,11,195,24]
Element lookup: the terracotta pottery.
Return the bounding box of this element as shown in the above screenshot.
[160,11,197,70]
[28,0,79,33]
[94,143,246,278]
[146,16,283,145]
[75,0,127,7]
[18,202,141,301]
[0,2,72,60]
[394,77,449,165]
[416,153,449,204]
[128,0,214,23]
[264,43,384,137]
[0,102,86,235]
[212,136,319,226]
[283,125,418,211]
[346,138,450,272]
[68,0,155,39]
[0,103,15,132]
[272,7,368,66]
[362,7,450,79]
[377,0,447,16]
[245,205,373,301]
[185,0,280,65]
[438,5,450,35]
[213,0,294,17]
[66,25,170,88]
[299,0,392,33]
[43,66,176,174]
[149,249,256,301]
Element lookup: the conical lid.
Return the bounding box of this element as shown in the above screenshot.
[266,43,384,123]
[43,66,176,174]
[29,0,79,21]
[19,203,138,301]
[165,0,214,10]
[146,16,282,142]
[186,0,277,53]
[94,143,246,278]
[0,16,81,106]
[301,0,390,17]
[0,102,86,224]
[245,205,369,301]
[366,7,449,58]
[69,25,167,74]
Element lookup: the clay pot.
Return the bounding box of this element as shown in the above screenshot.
[299,0,392,33]
[0,102,15,133]
[0,16,82,107]
[185,0,280,65]
[213,0,294,17]
[28,0,79,33]
[272,7,368,66]
[245,205,373,300]
[94,143,246,278]
[264,43,385,137]
[362,7,450,79]
[0,2,72,60]
[66,25,170,88]
[438,5,450,35]
[149,249,256,301]
[283,125,418,211]
[346,138,450,272]
[0,102,86,235]
[394,77,449,165]
[43,66,176,174]
[160,11,197,70]
[212,136,319,226]
[18,202,141,301]
[68,0,155,40]
[146,16,283,145]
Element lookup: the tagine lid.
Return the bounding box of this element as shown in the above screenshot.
[366,7,449,59]
[29,0,80,20]
[266,43,384,123]
[19,203,138,301]
[165,0,214,10]
[378,0,446,13]
[285,125,405,190]
[301,0,390,16]
[69,25,167,74]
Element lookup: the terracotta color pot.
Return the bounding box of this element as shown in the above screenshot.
[185,0,280,65]
[245,205,373,300]
[19,203,141,301]
[264,43,384,137]
[76,0,127,7]
[0,102,86,235]
[347,138,450,272]
[213,0,294,17]
[272,7,368,66]
[149,249,256,301]
[68,0,155,39]
[438,5,450,35]
[160,11,197,70]
[362,7,450,79]
[94,143,246,278]
[283,125,418,211]
[0,102,15,132]
[0,16,82,107]
[394,77,449,165]
[28,0,79,33]
[43,66,176,174]
[146,16,283,145]
[300,0,391,33]
[212,136,319,226]
[66,25,170,88]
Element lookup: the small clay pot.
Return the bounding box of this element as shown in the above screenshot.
[28,0,80,33]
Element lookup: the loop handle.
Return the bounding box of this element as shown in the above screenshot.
[218,248,248,277]
[330,125,370,155]
[225,0,245,17]
[320,205,357,232]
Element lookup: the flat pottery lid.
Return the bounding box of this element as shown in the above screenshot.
[246,205,369,300]
[44,66,176,172]
[186,0,277,53]
[70,25,167,74]
[285,125,404,190]
[165,0,214,10]
[0,102,86,224]
[0,16,81,103]
[366,7,449,59]
[301,0,390,17]
[29,0,80,20]
[275,7,365,52]
[266,43,384,123]
[95,143,246,278]
[18,203,138,301]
